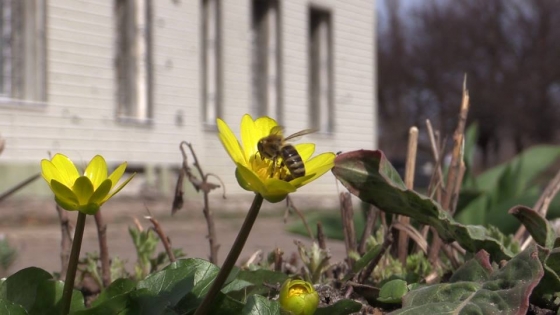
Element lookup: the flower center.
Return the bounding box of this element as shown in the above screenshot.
[288,284,307,297]
[250,153,291,181]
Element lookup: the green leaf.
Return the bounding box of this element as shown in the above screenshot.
[352,244,382,274]
[378,279,408,304]
[0,267,52,311]
[223,268,288,299]
[314,299,363,315]
[133,258,220,314]
[89,278,136,309]
[332,150,513,261]
[389,245,544,315]
[0,299,27,315]
[475,145,560,192]
[78,258,248,315]
[30,279,85,315]
[241,295,280,315]
[509,206,556,249]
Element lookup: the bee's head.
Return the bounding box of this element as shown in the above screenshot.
[257,140,265,155]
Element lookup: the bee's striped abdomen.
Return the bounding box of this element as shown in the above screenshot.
[281,144,305,178]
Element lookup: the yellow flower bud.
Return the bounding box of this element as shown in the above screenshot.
[279,278,319,315]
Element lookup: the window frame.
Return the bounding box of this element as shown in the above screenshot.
[115,0,154,125]
[308,7,334,133]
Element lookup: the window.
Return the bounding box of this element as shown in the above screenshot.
[115,0,153,122]
[201,0,221,126]
[0,1,47,103]
[251,0,281,122]
[309,8,333,132]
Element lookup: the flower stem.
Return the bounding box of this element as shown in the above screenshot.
[61,212,87,315]
[194,193,264,315]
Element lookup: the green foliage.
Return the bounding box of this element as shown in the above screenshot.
[458,123,560,233]
[128,226,185,280]
[129,227,160,280]
[371,252,433,285]
[331,148,560,312]
[378,279,408,304]
[0,236,17,276]
[0,267,85,314]
[296,242,331,283]
[332,149,514,261]
[0,258,362,315]
[389,246,544,315]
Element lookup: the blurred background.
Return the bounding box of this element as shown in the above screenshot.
[0,0,559,277]
[377,0,560,169]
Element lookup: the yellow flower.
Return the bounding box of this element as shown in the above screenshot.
[279,278,320,315]
[41,154,134,215]
[217,114,335,203]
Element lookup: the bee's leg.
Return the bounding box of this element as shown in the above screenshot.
[269,157,278,178]
[278,160,293,181]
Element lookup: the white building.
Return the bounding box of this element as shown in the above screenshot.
[0,0,376,205]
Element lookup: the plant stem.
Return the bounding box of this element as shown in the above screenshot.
[194,193,264,315]
[61,212,87,315]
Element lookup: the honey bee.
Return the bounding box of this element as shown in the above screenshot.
[257,126,316,180]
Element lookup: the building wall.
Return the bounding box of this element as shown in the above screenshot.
[0,0,376,201]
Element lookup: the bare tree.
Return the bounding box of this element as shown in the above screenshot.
[378,0,560,166]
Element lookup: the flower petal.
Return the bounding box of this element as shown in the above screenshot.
[254,115,279,139]
[108,162,127,188]
[296,152,336,187]
[41,159,61,189]
[84,155,108,189]
[217,118,247,165]
[89,179,113,205]
[236,163,266,193]
[240,114,260,160]
[55,196,79,211]
[262,178,296,203]
[288,173,315,188]
[105,173,136,201]
[51,179,79,207]
[235,168,253,192]
[294,143,315,163]
[50,154,80,187]
[78,203,100,215]
[73,176,95,205]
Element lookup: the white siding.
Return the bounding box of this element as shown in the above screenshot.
[0,0,376,199]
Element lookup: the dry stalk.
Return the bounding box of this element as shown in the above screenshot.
[358,205,377,255]
[514,167,560,244]
[393,221,428,255]
[174,141,224,264]
[0,173,41,203]
[56,205,72,280]
[316,222,333,278]
[339,192,357,267]
[428,79,470,265]
[0,133,4,155]
[398,126,418,265]
[358,231,393,284]
[285,196,314,240]
[426,120,446,190]
[145,207,176,263]
[93,211,111,287]
[273,248,283,272]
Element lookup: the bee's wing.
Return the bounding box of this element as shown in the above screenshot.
[284,129,317,141]
[269,125,284,135]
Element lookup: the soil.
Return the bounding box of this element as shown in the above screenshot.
[0,197,347,276]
